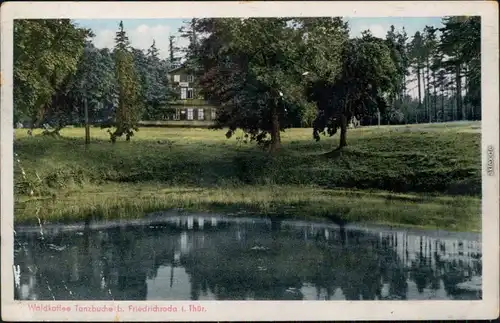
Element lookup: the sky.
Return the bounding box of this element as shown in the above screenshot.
[73,17,443,60]
[72,17,444,98]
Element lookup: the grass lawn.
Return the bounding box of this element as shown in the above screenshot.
[13,121,482,231]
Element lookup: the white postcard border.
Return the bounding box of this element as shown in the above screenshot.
[1,1,499,321]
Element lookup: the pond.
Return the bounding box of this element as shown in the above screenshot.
[13,213,482,301]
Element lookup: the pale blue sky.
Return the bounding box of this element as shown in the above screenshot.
[73,17,444,60]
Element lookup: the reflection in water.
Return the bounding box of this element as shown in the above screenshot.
[13,215,482,301]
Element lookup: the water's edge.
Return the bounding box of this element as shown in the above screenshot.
[14,211,482,241]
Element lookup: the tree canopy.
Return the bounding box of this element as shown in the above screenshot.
[13,16,481,148]
[186,18,309,151]
[14,19,91,127]
[308,32,398,148]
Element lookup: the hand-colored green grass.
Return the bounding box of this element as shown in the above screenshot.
[15,183,480,232]
[13,122,482,231]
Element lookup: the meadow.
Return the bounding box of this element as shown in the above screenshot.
[13,121,482,231]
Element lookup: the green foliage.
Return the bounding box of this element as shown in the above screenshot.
[440,16,481,117]
[139,41,171,120]
[385,25,410,101]
[13,16,481,134]
[13,19,91,126]
[168,35,182,68]
[109,21,143,142]
[62,43,117,125]
[189,18,310,151]
[179,18,200,63]
[297,17,349,80]
[405,16,481,124]
[309,33,398,145]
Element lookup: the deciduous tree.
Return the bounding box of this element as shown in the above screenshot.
[190,18,307,152]
[13,19,91,128]
[308,32,398,150]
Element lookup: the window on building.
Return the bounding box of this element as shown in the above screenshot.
[211,109,216,120]
[187,75,194,82]
[187,109,194,120]
[198,109,204,120]
[174,75,180,82]
[181,88,187,99]
[187,88,194,99]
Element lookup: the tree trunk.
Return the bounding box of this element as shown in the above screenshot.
[416,65,422,124]
[269,103,281,153]
[422,66,427,122]
[432,92,436,122]
[464,64,470,120]
[441,90,445,122]
[433,75,437,122]
[402,74,407,100]
[426,58,431,123]
[50,121,64,137]
[338,114,348,149]
[455,63,463,120]
[84,98,90,145]
[450,87,455,121]
[424,57,431,123]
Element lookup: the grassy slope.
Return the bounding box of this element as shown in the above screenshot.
[13,121,482,231]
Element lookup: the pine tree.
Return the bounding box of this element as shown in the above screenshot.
[147,40,160,59]
[179,19,202,76]
[168,35,181,69]
[439,16,474,121]
[143,40,170,120]
[114,21,130,52]
[396,27,410,100]
[410,31,425,123]
[435,52,447,122]
[109,21,143,143]
[423,25,438,122]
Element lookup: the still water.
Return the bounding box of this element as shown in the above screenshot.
[14,214,482,301]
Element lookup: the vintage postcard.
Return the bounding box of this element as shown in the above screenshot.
[1,1,499,321]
